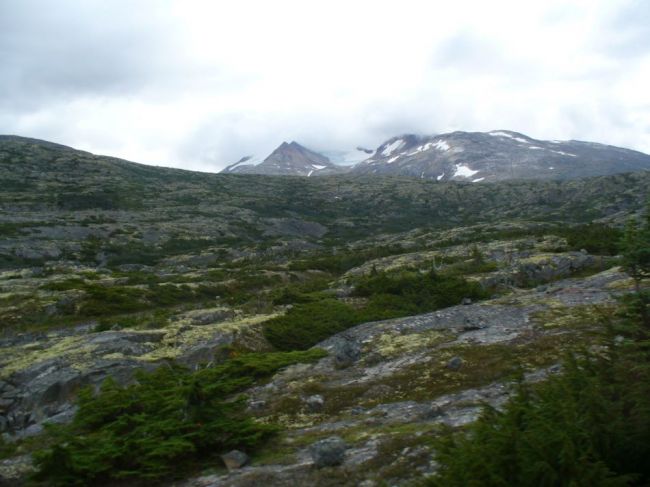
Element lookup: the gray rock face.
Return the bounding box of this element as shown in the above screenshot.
[352,130,650,181]
[332,337,361,368]
[221,450,249,471]
[308,436,347,468]
[514,252,595,286]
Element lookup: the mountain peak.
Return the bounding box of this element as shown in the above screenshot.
[222,141,346,176]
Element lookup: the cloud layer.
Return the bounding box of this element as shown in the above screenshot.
[1,0,649,171]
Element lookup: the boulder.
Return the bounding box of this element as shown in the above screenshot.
[447,356,463,371]
[420,404,443,420]
[304,394,324,413]
[220,450,249,471]
[332,338,361,368]
[309,436,347,468]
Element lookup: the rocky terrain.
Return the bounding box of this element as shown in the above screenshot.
[183,267,629,486]
[0,135,648,485]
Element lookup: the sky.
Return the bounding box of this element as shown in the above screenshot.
[1,0,649,172]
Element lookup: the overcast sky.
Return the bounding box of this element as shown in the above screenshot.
[1,0,649,172]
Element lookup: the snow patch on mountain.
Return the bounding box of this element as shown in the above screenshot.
[434,140,451,151]
[381,139,405,157]
[551,150,577,157]
[453,164,479,178]
[489,131,530,144]
[407,143,432,156]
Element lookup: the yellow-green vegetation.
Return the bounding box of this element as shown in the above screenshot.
[531,303,616,330]
[138,313,279,362]
[0,335,97,379]
[374,329,451,359]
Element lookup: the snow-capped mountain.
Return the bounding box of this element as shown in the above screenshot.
[221,141,346,176]
[351,130,650,181]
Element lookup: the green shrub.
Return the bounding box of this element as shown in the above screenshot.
[77,284,149,316]
[560,223,623,255]
[264,299,359,351]
[353,270,487,313]
[42,278,85,291]
[288,245,405,274]
[271,277,331,305]
[265,271,486,351]
[32,349,326,486]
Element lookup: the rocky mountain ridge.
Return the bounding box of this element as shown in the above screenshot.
[222,130,650,180]
[352,130,650,181]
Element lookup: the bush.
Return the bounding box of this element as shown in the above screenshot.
[32,349,326,486]
[560,223,623,255]
[264,271,486,351]
[353,270,487,313]
[288,245,405,274]
[264,299,359,351]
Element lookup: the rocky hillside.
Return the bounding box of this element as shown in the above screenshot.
[352,130,650,181]
[0,135,649,485]
[221,141,346,176]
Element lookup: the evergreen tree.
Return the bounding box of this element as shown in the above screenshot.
[621,202,650,328]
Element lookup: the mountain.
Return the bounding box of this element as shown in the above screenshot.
[352,130,650,181]
[221,141,346,176]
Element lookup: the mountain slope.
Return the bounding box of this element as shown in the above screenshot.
[352,130,650,181]
[221,141,345,176]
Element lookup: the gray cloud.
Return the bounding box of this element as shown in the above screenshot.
[0,0,179,109]
[602,0,650,59]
